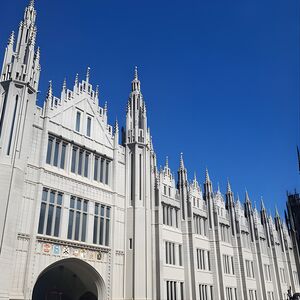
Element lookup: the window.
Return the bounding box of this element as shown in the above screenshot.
[225,287,237,300]
[223,255,235,275]
[220,224,231,243]
[249,290,257,300]
[267,291,274,300]
[245,260,254,278]
[67,196,88,242]
[94,155,111,185]
[71,145,90,178]
[46,135,67,169]
[75,110,81,132]
[264,264,272,282]
[86,116,92,137]
[280,268,286,283]
[93,203,111,246]
[129,238,133,250]
[38,188,63,237]
[162,203,179,228]
[196,249,211,271]
[241,231,250,248]
[179,245,183,266]
[165,241,176,265]
[166,281,184,300]
[193,214,207,236]
[7,95,18,155]
[199,284,213,300]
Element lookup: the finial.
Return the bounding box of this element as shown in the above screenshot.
[205,168,211,183]
[236,193,240,203]
[104,101,108,114]
[245,189,250,203]
[194,171,197,182]
[95,85,99,98]
[35,46,40,61]
[166,156,169,168]
[75,73,79,86]
[86,67,90,82]
[47,80,53,100]
[114,118,119,134]
[29,0,34,8]
[8,31,15,45]
[261,197,265,211]
[217,182,220,193]
[134,66,138,80]
[62,77,67,90]
[180,152,184,170]
[227,178,232,193]
[275,205,280,218]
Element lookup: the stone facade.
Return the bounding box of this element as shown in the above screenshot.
[0,2,299,300]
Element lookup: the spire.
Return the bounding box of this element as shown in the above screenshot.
[275,205,280,218]
[8,31,14,46]
[217,182,221,193]
[245,189,250,203]
[205,168,211,183]
[165,156,169,168]
[62,77,67,90]
[86,66,90,83]
[194,171,197,182]
[104,101,108,114]
[134,66,138,80]
[29,0,35,8]
[114,118,119,134]
[261,197,265,211]
[179,152,184,170]
[131,66,141,92]
[227,178,232,194]
[47,80,53,100]
[75,73,79,86]
[35,46,40,61]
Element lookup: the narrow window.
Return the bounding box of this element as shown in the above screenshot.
[84,152,89,177]
[71,147,77,173]
[60,143,66,169]
[129,238,133,249]
[0,93,8,139]
[94,156,99,181]
[46,137,53,164]
[75,111,81,132]
[105,160,110,185]
[100,158,105,183]
[7,95,18,155]
[86,116,92,137]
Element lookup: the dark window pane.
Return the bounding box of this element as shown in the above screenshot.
[83,200,88,212]
[105,161,109,184]
[67,210,74,239]
[57,193,62,205]
[60,143,66,169]
[99,217,104,245]
[38,202,46,234]
[81,213,87,242]
[87,117,91,137]
[84,153,89,177]
[42,189,48,202]
[106,207,110,218]
[95,203,99,215]
[46,138,53,164]
[74,211,80,240]
[94,157,99,181]
[100,158,104,182]
[77,198,82,210]
[70,197,75,209]
[78,151,83,175]
[76,111,81,131]
[93,216,98,244]
[50,191,55,204]
[101,205,105,217]
[105,219,110,246]
[53,141,59,166]
[71,147,77,173]
[46,205,54,235]
[54,207,61,237]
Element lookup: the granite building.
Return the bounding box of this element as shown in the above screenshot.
[0,2,299,300]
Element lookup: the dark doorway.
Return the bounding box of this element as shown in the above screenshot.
[32,259,99,300]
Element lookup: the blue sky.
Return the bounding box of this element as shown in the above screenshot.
[1,0,299,216]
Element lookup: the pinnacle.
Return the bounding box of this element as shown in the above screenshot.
[29,0,35,8]
[47,80,53,99]
[114,118,119,134]
[245,189,250,203]
[75,73,79,86]
[86,67,90,82]
[62,77,67,90]
[165,156,169,168]
[134,66,138,80]
[95,85,99,97]
[179,152,184,170]
[261,197,265,211]
[8,31,14,45]
[205,168,211,183]
[227,178,232,194]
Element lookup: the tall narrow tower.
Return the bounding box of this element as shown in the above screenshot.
[125,67,154,299]
[0,0,40,272]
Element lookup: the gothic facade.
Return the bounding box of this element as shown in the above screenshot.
[0,2,299,300]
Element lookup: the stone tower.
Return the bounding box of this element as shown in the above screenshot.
[0,0,40,296]
[124,67,155,299]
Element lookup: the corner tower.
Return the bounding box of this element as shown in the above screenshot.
[125,67,155,299]
[0,0,40,261]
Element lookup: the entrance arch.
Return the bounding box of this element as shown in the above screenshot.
[32,258,106,300]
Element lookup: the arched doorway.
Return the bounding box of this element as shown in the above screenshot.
[32,258,105,300]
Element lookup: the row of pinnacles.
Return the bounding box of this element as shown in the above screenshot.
[159,153,296,254]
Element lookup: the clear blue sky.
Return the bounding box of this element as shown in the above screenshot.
[1,0,299,217]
